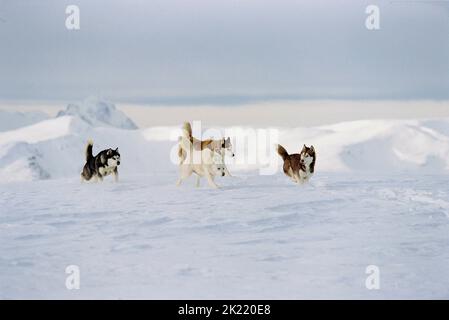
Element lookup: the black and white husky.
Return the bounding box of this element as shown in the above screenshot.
[81,140,121,182]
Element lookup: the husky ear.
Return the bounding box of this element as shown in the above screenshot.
[310,145,315,152]
[226,137,231,143]
[301,144,307,152]
[107,149,112,156]
[115,147,119,153]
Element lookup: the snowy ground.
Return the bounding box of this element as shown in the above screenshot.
[1,102,449,299]
[1,172,449,299]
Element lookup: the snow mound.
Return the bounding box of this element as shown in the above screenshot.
[278,119,449,173]
[0,116,170,182]
[0,116,74,149]
[0,117,81,182]
[0,110,49,132]
[56,97,138,130]
[0,143,50,183]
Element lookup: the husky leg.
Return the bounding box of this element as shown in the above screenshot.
[204,169,219,189]
[287,168,297,183]
[223,166,232,177]
[293,173,302,184]
[300,176,309,184]
[113,168,119,182]
[176,165,192,186]
[221,154,232,177]
[176,170,186,186]
[289,171,298,183]
[196,175,201,187]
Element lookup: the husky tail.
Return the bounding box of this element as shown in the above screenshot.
[85,139,94,161]
[179,132,193,154]
[182,121,192,139]
[178,122,193,162]
[277,144,289,161]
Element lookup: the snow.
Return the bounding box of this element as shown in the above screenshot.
[0,110,49,132]
[56,97,138,130]
[1,115,449,298]
[1,173,449,299]
[2,117,449,183]
[276,119,449,173]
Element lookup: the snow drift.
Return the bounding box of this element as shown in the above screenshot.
[1,115,449,183]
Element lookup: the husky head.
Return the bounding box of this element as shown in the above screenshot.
[212,153,228,177]
[106,148,121,167]
[300,145,316,168]
[214,163,227,177]
[221,137,235,157]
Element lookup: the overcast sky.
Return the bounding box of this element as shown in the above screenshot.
[0,0,448,104]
